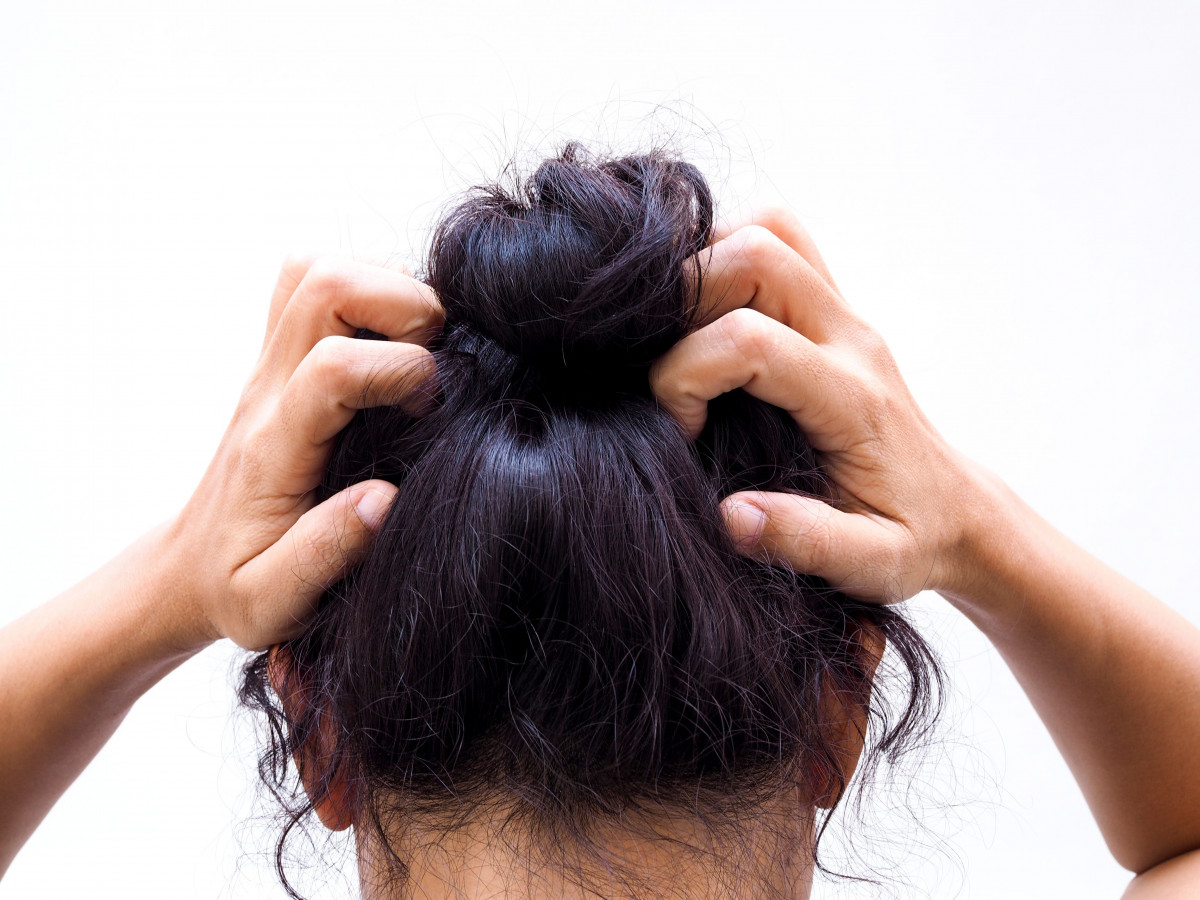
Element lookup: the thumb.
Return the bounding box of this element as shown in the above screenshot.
[230,479,397,648]
[278,479,397,593]
[721,490,900,601]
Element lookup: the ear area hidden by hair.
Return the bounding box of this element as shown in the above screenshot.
[266,645,356,832]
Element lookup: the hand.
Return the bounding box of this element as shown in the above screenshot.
[650,208,983,602]
[163,256,442,650]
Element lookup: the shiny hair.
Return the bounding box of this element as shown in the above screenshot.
[240,143,943,898]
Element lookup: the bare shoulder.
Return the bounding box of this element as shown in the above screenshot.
[1122,850,1200,900]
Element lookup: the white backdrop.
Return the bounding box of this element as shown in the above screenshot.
[2,1,1198,898]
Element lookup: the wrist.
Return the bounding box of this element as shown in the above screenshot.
[148,515,223,655]
[15,520,220,719]
[929,453,1025,607]
[932,457,1058,635]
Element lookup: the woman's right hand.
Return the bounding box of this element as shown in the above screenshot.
[653,210,1200,890]
[650,208,986,603]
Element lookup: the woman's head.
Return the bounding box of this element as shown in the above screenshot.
[241,143,942,898]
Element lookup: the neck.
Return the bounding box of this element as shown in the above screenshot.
[355,796,818,900]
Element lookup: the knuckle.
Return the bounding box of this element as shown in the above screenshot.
[719,307,772,358]
[755,203,802,238]
[739,224,786,266]
[794,508,834,573]
[858,326,889,357]
[654,353,698,406]
[273,253,318,297]
[307,334,357,383]
[279,251,318,278]
[292,336,363,409]
[302,256,355,301]
[292,511,330,564]
[847,319,895,367]
[647,340,708,435]
[410,295,445,339]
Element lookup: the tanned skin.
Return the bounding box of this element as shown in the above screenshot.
[2,212,1197,897]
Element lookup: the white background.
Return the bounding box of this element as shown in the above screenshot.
[2,1,1198,897]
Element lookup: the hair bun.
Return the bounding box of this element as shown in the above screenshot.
[427,143,714,385]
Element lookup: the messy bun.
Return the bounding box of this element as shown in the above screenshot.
[430,145,711,384]
[241,144,942,898]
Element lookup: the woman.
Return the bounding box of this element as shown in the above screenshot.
[1,146,1198,899]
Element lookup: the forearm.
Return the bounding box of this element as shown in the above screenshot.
[0,521,210,875]
[649,206,1200,888]
[0,255,422,883]
[942,467,1200,873]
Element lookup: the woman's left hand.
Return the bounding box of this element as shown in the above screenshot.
[164,255,442,651]
[0,255,443,876]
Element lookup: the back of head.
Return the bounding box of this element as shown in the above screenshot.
[241,143,940,898]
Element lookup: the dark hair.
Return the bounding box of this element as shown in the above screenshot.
[240,143,942,898]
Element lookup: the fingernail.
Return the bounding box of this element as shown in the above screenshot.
[723,499,766,551]
[355,488,394,532]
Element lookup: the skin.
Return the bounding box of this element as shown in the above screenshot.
[1,211,1198,897]
[0,254,443,875]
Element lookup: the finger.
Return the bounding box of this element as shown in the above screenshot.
[650,307,859,444]
[265,258,443,379]
[228,479,398,649]
[271,336,438,494]
[263,253,318,350]
[262,255,421,350]
[722,491,903,602]
[708,205,841,295]
[691,225,855,344]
